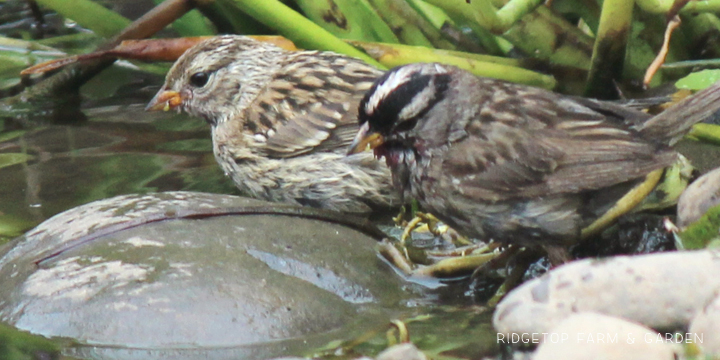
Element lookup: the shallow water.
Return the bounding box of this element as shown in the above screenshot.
[0,65,240,242]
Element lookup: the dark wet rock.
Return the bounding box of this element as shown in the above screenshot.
[469,248,548,303]
[468,273,505,304]
[677,166,720,228]
[533,313,674,360]
[574,214,675,257]
[0,192,414,359]
[522,256,551,282]
[493,250,720,334]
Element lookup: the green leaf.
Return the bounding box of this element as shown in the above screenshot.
[0,130,25,143]
[676,69,720,90]
[688,123,720,146]
[0,153,33,170]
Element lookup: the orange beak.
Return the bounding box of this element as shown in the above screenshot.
[145,89,183,112]
[347,122,385,155]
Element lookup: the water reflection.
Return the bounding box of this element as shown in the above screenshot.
[0,73,239,242]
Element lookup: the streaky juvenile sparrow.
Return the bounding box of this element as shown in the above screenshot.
[146,35,399,213]
[349,63,720,248]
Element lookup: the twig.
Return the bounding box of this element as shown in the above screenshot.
[643,15,681,88]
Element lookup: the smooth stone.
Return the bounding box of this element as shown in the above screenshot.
[493,250,720,334]
[376,343,427,360]
[677,166,720,227]
[533,313,675,360]
[0,192,413,359]
[689,293,720,355]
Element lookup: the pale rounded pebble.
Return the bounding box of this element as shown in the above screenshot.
[376,343,427,360]
[533,313,675,360]
[494,250,720,334]
[677,167,720,227]
[689,293,720,355]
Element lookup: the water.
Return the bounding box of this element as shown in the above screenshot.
[0,65,239,243]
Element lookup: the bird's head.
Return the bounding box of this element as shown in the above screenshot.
[146,35,284,125]
[347,63,451,161]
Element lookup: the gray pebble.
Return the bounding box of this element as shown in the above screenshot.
[494,250,720,334]
[376,343,427,360]
[689,292,720,356]
[677,167,720,228]
[533,313,675,360]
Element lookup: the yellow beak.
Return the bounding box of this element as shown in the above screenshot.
[347,122,385,155]
[145,89,183,112]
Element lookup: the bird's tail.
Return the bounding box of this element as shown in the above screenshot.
[636,81,720,145]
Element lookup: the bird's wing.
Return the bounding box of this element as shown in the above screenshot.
[439,90,676,202]
[246,52,383,158]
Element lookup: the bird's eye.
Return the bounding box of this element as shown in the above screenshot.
[189,71,210,87]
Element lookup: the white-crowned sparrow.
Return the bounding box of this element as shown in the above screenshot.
[349,63,720,246]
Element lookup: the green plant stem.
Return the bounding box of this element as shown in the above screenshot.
[503,6,593,69]
[354,0,403,43]
[424,0,542,33]
[350,41,557,89]
[584,0,634,98]
[680,13,720,60]
[406,0,450,29]
[294,0,400,43]
[637,0,720,14]
[35,0,130,38]
[688,123,720,146]
[221,0,385,68]
[365,0,435,47]
[424,0,500,32]
[153,0,214,36]
[664,59,720,69]
[681,0,720,13]
[496,0,544,30]
[198,1,271,34]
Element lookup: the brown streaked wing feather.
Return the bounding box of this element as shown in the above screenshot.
[570,96,652,128]
[440,122,563,202]
[250,52,382,158]
[441,94,674,202]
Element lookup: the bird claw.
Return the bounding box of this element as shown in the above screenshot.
[400,212,471,246]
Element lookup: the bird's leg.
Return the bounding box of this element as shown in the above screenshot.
[400,212,472,246]
[376,239,414,275]
[482,246,545,306]
[470,243,519,280]
[411,251,499,278]
[543,245,571,266]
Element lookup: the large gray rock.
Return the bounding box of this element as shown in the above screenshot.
[494,250,720,334]
[0,192,413,359]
